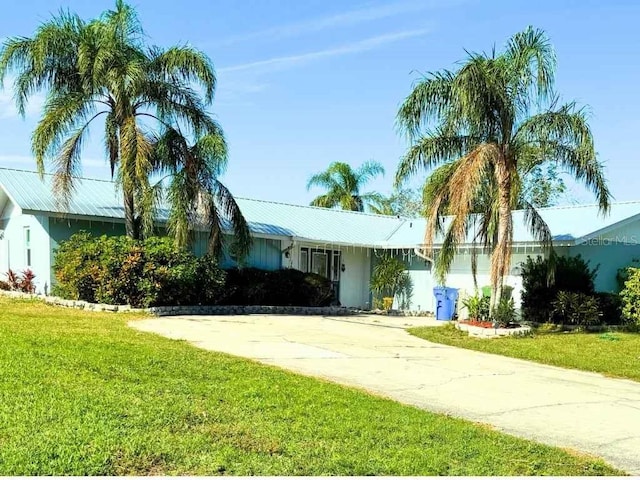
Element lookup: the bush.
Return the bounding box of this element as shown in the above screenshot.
[552,291,601,326]
[521,254,598,324]
[621,267,640,326]
[221,267,334,307]
[491,297,517,327]
[4,269,36,293]
[594,292,623,325]
[616,258,640,292]
[461,294,490,321]
[370,255,412,309]
[53,233,226,308]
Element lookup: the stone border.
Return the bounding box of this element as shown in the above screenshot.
[0,289,144,313]
[455,321,532,338]
[147,305,360,316]
[0,289,362,316]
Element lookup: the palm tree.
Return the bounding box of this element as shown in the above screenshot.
[0,1,217,240]
[150,127,252,259]
[395,26,610,310]
[307,161,385,212]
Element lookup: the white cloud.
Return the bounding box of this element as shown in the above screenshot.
[209,0,450,47]
[218,28,431,74]
[0,78,45,120]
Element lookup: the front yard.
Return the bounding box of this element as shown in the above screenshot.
[409,323,640,382]
[0,297,621,475]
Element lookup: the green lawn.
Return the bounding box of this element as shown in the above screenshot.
[409,323,640,382]
[0,298,622,476]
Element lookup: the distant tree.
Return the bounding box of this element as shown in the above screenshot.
[370,187,423,217]
[520,163,567,208]
[307,161,384,212]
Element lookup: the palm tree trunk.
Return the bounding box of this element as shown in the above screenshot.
[490,160,513,314]
[124,189,139,239]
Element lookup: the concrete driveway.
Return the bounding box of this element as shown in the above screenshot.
[131,314,640,474]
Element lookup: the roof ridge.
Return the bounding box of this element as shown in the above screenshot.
[0,166,116,184]
[235,196,406,219]
[0,167,405,219]
[522,200,640,212]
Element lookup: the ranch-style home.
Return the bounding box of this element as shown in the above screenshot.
[0,167,639,312]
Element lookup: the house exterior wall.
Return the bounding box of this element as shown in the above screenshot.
[444,251,538,308]
[192,231,282,270]
[568,221,640,292]
[370,249,433,312]
[0,204,52,293]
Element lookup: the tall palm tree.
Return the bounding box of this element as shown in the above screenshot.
[395,27,610,310]
[0,1,217,239]
[307,161,385,212]
[150,127,252,259]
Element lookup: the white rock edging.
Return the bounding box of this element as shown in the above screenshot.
[455,321,532,338]
[0,289,362,316]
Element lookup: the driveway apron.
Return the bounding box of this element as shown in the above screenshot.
[131,314,640,474]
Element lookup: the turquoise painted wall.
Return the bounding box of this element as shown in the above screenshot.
[568,243,640,292]
[49,218,126,246]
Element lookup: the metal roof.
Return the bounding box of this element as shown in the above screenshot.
[0,167,637,248]
[384,202,640,247]
[0,168,405,247]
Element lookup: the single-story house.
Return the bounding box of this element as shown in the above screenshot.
[1,167,639,311]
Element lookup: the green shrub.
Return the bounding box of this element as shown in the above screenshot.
[552,291,601,326]
[621,267,640,326]
[221,268,334,307]
[521,254,598,323]
[594,292,623,325]
[370,255,412,309]
[491,297,517,327]
[616,258,640,292]
[461,294,490,321]
[53,233,226,308]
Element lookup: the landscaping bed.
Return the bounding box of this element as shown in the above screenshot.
[0,297,620,475]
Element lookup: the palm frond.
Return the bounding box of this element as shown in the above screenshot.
[395,134,477,186]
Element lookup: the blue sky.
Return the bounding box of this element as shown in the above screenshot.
[0,0,638,206]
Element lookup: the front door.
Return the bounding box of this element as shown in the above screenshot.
[300,247,341,303]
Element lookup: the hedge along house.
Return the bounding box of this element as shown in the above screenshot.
[1,167,640,311]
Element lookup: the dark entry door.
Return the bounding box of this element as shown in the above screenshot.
[300,247,341,303]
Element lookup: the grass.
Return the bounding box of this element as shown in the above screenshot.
[409,323,640,382]
[0,298,623,476]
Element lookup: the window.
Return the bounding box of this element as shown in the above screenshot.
[24,227,31,267]
[311,251,328,277]
[300,248,309,272]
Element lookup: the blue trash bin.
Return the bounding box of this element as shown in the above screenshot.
[433,286,459,320]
